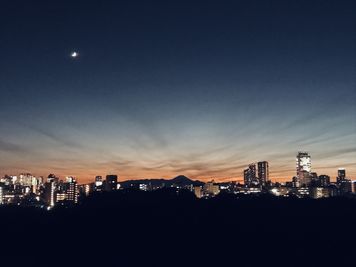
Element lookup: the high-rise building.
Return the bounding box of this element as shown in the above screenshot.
[31,176,39,194]
[337,168,346,184]
[95,176,103,191]
[292,176,300,188]
[19,173,34,187]
[105,175,118,191]
[338,168,346,179]
[339,180,352,195]
[244,164,257,187]
[47,174,59,183]
[95,176,102,184]
[66,177,78,204]
[257,161,269,186]
[0,185,3,205]
[318,175,330,187]
[310,172,318,181]
[351,181,356,194]
[44,181,56,207]
[296,152,311,186]
[84,184,91,196]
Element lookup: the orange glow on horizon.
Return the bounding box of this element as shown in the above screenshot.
[1,167,347,185]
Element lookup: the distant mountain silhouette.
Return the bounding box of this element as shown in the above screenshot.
[171,175,195,185]
[119,175,204,189]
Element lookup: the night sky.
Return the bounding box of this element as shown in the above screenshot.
[0,0,355,183]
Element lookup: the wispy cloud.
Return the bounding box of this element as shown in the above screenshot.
[0,139,27,152]
[15,121,84,150]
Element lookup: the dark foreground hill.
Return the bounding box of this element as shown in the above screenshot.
[1,189,356,267]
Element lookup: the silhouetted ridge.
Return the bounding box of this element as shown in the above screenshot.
[171,175,193,184]
[119,175,204,188]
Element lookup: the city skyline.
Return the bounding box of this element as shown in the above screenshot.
[1,1,355,183]
[0,151,354,184]
[1,151,355,208]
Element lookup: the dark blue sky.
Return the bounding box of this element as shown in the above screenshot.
[0,0,355,182]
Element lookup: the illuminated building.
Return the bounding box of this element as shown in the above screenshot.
[66,177,78,204]
[78,184,91,196]
[57,180,67,193]
[24,187,31,195]
[203,181,220,196]
[310,187,330,199]
[19,173,35,187]
[95,176,103,191]
[47,173,59,183]
[352,181,356,193]
[56,192,66,202]
[257,161,269,186]
[84,184,91,195]
[240,187,262,194]
[44,181,56,207]
[0,175,12,186]
[337,168,346,184]
[292,176,300,188]
[194,186,203,198]
[296,152,311,186]
[269,187,289,197]
[10,175,18,184]
[31,176,39,193]
[295,187,309,198]
[105,175,118,191]
[139,184,148,191]
[0,185,3,204]
[244,164,257,187]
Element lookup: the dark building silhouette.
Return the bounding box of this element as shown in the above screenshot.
[339,180,352,195]
[105,175,118,191]
[310,172,318,181]
[318,175,330,187]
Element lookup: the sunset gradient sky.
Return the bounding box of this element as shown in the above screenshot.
[0,0,355,183]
